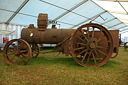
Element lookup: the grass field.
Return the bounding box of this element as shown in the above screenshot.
[0,47,128,85]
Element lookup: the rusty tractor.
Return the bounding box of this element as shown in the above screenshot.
[3,13,119,67]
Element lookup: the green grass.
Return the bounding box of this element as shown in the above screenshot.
[0,47,128,85]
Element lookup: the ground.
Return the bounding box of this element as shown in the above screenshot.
[0,47,128,85]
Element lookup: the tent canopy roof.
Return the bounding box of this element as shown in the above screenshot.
[0,0,128,34]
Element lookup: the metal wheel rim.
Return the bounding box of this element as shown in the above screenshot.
[3,39,32,65]
[70,23,113,67]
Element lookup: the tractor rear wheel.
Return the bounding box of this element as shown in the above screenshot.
[70,23,113,67]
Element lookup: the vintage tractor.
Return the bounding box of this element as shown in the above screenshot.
[3,13,119,67]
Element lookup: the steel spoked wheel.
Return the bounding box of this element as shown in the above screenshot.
[3,39,32,65]
[70,23,113,67]
[124,42,128,51]
[31,44,40,58]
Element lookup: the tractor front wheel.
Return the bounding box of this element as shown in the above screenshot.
[3,39,32,65]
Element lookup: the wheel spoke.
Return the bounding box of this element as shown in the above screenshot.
[81,52,88,63]
[19,56,26,63]
[74,47,85,51]
[76,35,86,43]
[17,41,19,50]
[97,49,107,56]
[80,30,89,42]
[9,43,17,50]
[7,53,14,56]
[87,26,90,38]
[92,27,95,38]
[76,42,87,46]
[8,48,14,52]
[11,56,16,61]
[20,50,28,53]
[13,56,19,64]
[86,51,92,64]
[22,53,28,57]
[94,49,101,61]
[76,49,88,56]
[92,52,96,64]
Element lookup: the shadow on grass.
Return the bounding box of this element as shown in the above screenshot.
[102,59,120,68]
[0,51,121,69]
[28,57,79,67]
[27,56,121,69]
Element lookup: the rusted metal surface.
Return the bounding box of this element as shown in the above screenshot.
[21,28,76,44]
[3,13,119,66]
[109,30,119,58]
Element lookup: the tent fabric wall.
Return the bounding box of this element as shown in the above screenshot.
[0,23,27,43]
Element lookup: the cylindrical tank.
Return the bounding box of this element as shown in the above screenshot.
[21,27,76,44]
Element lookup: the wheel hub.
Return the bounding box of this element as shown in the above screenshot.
[90,43,95,49]
[15,50,21,56]
[88,38,98,49]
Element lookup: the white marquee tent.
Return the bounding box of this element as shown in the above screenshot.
[0,0,128,35]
